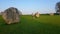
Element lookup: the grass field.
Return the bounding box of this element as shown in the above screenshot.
[0,15,60,34]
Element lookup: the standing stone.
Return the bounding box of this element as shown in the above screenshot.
[2,7,20,24]
[35,12,40,18]
[32,13,34,17]
[32,12,40,18]
[49,13,54,16]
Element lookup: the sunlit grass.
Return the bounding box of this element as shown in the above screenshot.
[0,15,60,34]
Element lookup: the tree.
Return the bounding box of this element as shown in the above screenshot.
[55,2,60,15]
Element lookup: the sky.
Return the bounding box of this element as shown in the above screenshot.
[0,0,60,14]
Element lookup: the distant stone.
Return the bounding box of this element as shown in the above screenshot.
[32,12,40,18]
[2,7,21,24]
[49,13,54,16]
[35,12,40,18]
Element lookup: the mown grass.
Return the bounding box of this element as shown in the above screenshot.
[0,15,60,34]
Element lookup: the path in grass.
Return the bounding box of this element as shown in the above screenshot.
[0,15,60,34]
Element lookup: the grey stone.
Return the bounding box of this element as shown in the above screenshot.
[2,7,21,24]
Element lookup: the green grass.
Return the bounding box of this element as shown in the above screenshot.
[0,15,60,34]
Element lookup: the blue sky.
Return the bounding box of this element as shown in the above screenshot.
[0,0,60,14]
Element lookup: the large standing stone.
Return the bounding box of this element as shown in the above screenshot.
[2,7,20,24]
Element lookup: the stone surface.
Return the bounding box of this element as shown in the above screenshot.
[2,7,20,24]
[32,12,40,18]
[35,12,40,18]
